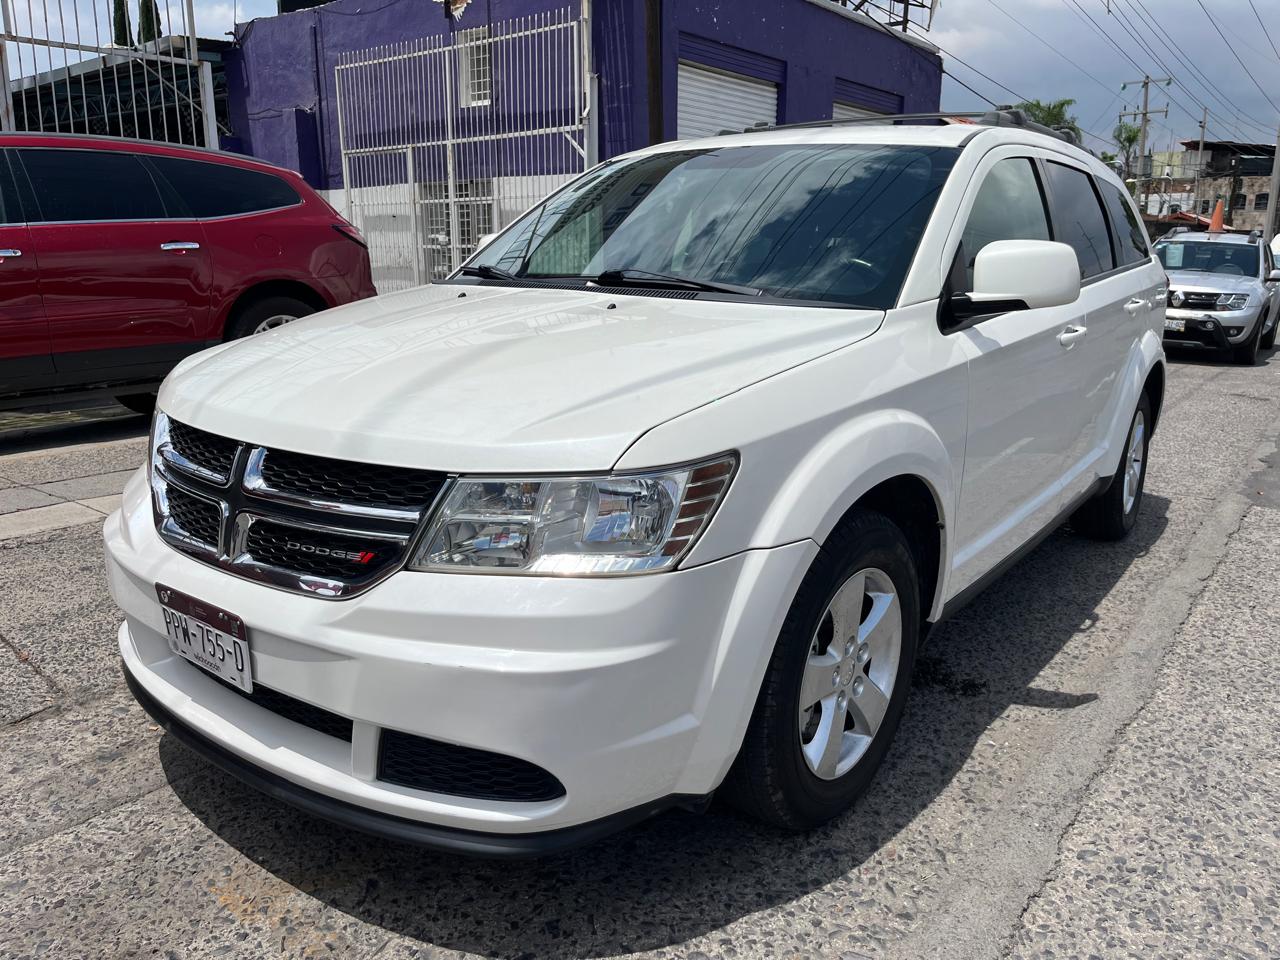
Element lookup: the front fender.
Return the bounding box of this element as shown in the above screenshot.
[1097,329,1164,482]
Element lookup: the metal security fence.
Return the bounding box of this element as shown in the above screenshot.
[335,7,592,292]
[0,0,216,145]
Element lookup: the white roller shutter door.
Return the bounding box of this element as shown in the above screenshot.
[677,62,779,140]
[833,101,884,122]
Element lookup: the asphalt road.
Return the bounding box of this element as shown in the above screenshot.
[1,349,1278,960]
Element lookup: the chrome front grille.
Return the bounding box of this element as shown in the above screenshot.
[1170,291,1226,312]
[151,413,449,598]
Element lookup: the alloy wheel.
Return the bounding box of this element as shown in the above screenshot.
[1122,410,1146,515]
[252,314,298,334]
[798,567,902,780]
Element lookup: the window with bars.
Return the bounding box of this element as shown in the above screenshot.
[457,27,493,107]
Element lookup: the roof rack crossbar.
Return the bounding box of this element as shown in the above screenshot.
[732,108,1083,148]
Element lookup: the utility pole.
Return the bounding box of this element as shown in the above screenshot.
[1193,107,1207,223]
[1121,75,1172,214]
[1266,123,1280,248]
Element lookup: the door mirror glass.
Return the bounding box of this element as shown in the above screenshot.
[948,240,1081,328]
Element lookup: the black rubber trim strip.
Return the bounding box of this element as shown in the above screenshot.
[934,476,1106,625]
[122,661,700,858]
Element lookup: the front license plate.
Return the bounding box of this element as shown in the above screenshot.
[156,584,252,692]
[1165,318,1186,333]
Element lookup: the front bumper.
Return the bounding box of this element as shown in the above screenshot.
[1163,304,1262,348]
[106,467,815,850]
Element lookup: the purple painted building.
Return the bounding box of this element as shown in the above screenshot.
[225,0,941,190]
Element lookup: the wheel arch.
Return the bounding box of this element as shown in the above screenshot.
[219,279,331,340]
[729,411,956,623]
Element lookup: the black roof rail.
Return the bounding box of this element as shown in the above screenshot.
[731,107,1085,149]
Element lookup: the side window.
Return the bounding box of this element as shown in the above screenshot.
[959,157,1051,290]
[1044,161,1116,279]
[148,157,300,218]
[0,153,20,225]
[1099,180,1150,266]
[17,149,166,222]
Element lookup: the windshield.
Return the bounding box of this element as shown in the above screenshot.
[463,143,960,310]
[1155,240,1261,277]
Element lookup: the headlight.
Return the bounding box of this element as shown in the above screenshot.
[1218,293,1250,310]
[408,454,737,575]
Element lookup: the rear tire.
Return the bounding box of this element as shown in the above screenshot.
[722,508,920,830]
[115,393,156,416]
[1072,392,1151,541]
[226,296,315,340]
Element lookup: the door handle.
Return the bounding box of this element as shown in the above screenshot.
[0,248,21,258]
[1124,298,1147,315]
[160,241,201,252]
[1058,325,1088,347]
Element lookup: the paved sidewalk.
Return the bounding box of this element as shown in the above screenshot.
[0,435,146,540]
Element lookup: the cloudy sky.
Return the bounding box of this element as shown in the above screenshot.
[927,0,1280,151]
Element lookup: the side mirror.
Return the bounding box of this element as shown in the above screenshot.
[946,240,1081,329]
[475,233,498,251]
[1267,269,1280,283]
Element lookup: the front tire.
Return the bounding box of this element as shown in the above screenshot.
[723,508,920,830]
[1261,312,1277,351]
[1232,318,1262,365]
[1072,392,1151,541]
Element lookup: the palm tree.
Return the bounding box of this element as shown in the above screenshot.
[1112,122,1142,181]
[1014,98,1082,142]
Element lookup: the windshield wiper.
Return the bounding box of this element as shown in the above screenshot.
[457,264,520,281]
[593,268,762,297]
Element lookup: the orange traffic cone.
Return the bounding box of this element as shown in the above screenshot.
[1208,198,1225,233]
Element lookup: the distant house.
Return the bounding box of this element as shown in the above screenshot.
[221,0,943,288]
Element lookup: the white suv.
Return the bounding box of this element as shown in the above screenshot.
[105,114,1166,856]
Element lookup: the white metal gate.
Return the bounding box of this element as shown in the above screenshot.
[1,0,217,146]
[335,6,592,292]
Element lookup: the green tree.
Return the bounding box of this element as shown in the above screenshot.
[1112,121,1142,180]
[138,0,162,45]
[1014,98,1082,141]
[112,0,133,47]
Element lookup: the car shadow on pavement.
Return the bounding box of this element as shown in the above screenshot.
[160,493,1172,959]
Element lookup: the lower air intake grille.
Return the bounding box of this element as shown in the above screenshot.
[377,729,566,802]
[166,485,221,549]
[213,673,353,742]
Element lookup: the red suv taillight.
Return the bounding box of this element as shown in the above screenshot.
[333,223,367,249]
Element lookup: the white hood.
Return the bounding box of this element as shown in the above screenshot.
[160,284,882,472]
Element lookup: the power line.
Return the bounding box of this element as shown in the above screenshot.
[1123,0,1273,140]
[1248,0,1280,63]
[1192,0,1280,117]
[983,0,1115,98]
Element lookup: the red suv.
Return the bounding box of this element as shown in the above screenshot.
[0,133,375,412]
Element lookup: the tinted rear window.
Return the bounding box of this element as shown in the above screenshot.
[150,157,300,218]
[1099,181,1150,266]
[18,148,166,222]
[1044,162,1115,279]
